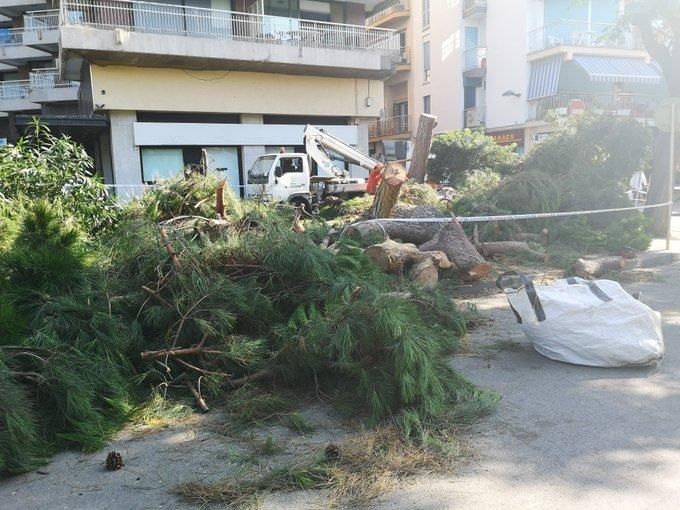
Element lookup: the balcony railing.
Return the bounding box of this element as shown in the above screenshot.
[463,0,487,17]
[0,28,24,46]
[0,79,31,100]
[369,114,411,139]
[528,20,644,54]
[366,0,409,26]
[528,93,659,122]
[60,0,401,56]
[24,9,59,30]
[463,46,487,72]
[29,68,79,89]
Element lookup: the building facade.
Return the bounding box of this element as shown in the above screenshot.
[367,0,665,156]
[0,0,400,195]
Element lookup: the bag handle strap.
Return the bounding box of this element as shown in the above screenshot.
[497,271,546,323]
[566,277,613,302]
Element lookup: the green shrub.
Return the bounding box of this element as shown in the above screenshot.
[0,120,119,235]
[427,129,520,186]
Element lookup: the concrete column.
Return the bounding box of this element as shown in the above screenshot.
[109,110,142,198]
[240,113,265,183]
[351,117,371,178]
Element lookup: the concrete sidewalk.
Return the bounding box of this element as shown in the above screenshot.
[376,262,680,510]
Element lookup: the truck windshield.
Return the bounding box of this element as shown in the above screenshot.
[248,156,276,184]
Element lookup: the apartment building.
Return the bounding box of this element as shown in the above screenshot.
[368,0,665,156]
[0,0,400,195]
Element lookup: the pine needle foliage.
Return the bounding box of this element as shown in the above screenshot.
[101,176,496,429]
[0,202,137,476]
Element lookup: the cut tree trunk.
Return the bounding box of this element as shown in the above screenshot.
[215,179,227,219]
[347,220,443,245]
[363,239,451,274]
[573,256,625,278]
[409,258,439,289]
[475,241,548,262]
[419,219,490,281]
[408,114,438,183]
[390,204,443,219]
[370,163,408,218]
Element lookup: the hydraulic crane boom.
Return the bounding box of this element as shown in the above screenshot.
[303,124,383,180]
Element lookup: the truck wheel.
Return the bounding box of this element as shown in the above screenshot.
[290,197,311,213]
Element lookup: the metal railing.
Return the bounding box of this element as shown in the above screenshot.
[463,0,487,16]
[528,20,644,54]
[369,114,411,138]
[0,28,24,47]
[527,93,659,122]
[0,80,31,100]
[464,107,486,128]
[463,46,487,72]
[29,68,80,89]
[366,0,409,26]
[24,9,59,30]
[422,7,430,30]
[60,0,401,55]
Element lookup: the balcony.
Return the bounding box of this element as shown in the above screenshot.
[0,79,39,111]
[0,0,49,17]
[59,0,401,81]
[528,20,644,55]
[369,114,411,140]
[462,47,486,77]
[29,68,79,103]
[527,93,659,122]
[463,0,487,19]
[366,0,409,27]
[397,46,410,69]
[0,27,51,64]
[464,107,486,128]
[23,9,59,51]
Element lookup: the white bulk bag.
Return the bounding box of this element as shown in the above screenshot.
[497,272,664,367]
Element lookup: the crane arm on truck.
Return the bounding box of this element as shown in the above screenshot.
[303,125,384,181]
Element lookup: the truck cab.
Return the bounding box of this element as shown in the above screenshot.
[245,153,313,208]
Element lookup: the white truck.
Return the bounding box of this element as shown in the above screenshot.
[245,125,383,211]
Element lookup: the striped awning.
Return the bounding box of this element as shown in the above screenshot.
[573,56,662,84]
[528,56,563,100]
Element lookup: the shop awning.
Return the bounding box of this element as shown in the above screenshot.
[573,56,662,84]
[528,56,563,100]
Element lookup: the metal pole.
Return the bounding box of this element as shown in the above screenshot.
[667,101,676,251]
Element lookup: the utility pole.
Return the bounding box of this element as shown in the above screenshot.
[667,102,676,251]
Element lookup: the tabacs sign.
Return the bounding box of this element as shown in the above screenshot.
[489,129,524,146]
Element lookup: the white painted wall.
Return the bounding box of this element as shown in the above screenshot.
[132,123,360,147]
[485,0,530,130]
[411,0,464,133]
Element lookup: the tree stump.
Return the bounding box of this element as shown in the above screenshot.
[408,114,438,183]
[370,163,408,219]
[363,239,451,274]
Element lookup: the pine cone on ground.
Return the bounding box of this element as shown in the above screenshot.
[324,443,341,462]
[106,451,124,471]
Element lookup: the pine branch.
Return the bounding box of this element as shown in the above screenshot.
[140,346,223,361]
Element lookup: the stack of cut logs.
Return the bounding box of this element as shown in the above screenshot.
[348,204,548,288]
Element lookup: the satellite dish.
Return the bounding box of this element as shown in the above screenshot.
[654,97,680,133]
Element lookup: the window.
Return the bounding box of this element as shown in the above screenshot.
[423,40,431,82]
[275,156,304,176]
[141,148,184,182]
[422,0,430,29]
[423,95,431,115]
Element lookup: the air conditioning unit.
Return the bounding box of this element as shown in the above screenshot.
[466,108,483,128]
